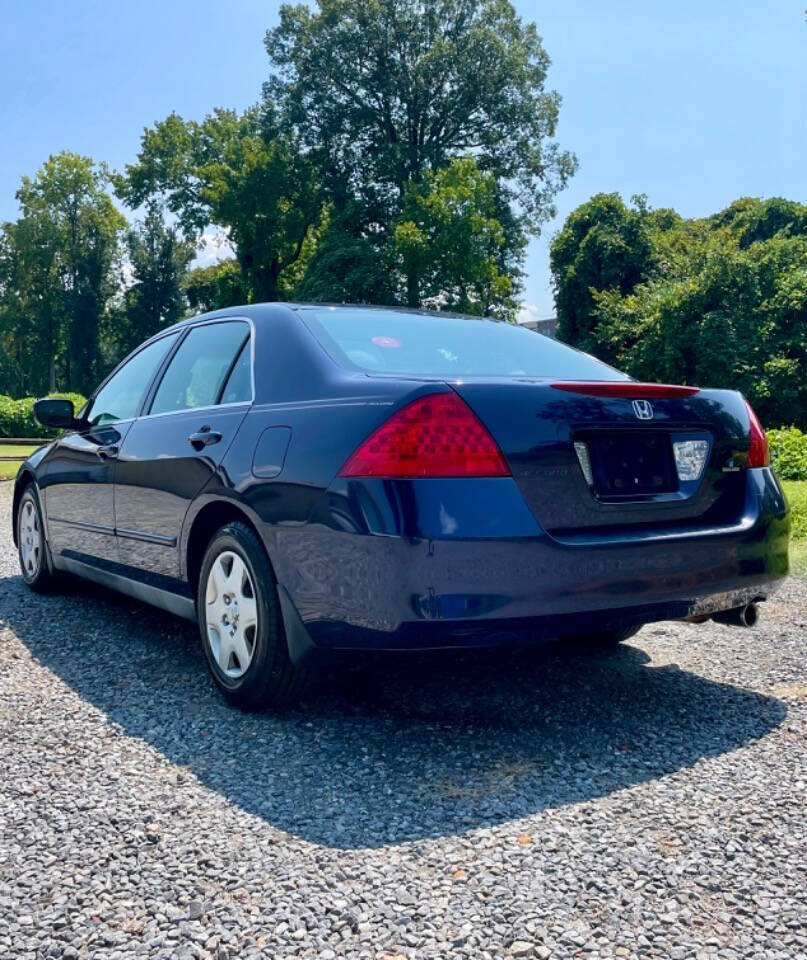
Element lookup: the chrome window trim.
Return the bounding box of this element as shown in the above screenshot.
[135,400,251,423]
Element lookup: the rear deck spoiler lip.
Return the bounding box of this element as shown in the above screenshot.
[550,381,700,398]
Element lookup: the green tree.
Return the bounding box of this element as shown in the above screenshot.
[393,157,525,318]
[117,107,322,303]
[0,153,124,396]
[0,215,60,396]
[266,0,575,305]
[549,193,657,353]
[293,202,397,305]
[117,202,195,355]
[554,194,807,427]
[709,196,807,249]
[184,261,248,313]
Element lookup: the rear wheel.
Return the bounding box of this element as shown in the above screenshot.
[16,486,57,592]
[197,521,307,710]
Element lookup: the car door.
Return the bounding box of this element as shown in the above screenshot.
[40,332,180,565]
[114,318,253,579]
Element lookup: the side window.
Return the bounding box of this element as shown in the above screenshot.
[220,339,252,405]
[87,333,179,426]
[150,322,251,416]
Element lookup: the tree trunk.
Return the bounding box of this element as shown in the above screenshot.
[241,257,279,304]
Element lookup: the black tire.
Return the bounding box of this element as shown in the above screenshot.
[569,624,641,647]
[196,521,307,710]
[16,484,58,593]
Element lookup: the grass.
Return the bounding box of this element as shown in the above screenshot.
[782,480,807,539]
[0,443,39,481]
[791,541,807,577]
[782,480,807,576]
[0,443,43,457]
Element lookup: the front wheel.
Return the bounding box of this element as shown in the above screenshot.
[16,486,57,592]
[197,521,307,710]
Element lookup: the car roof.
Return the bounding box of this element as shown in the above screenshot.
[162,302,513,333]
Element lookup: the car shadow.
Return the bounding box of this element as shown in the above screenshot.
[0,572,787,850]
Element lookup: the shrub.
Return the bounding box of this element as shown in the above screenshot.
[0,393,86,439]
[782,481,807,541]
[769,427,807,481]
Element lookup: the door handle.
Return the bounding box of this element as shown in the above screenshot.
[96,443,119,460]
[188,427,222,450]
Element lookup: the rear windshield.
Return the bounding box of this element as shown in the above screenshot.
[299,308,627,380]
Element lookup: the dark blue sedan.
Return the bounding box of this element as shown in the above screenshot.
[14,304,790,708]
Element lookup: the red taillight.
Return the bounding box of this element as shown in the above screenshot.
[551,381,700,398]
[340,392,510,478]
[745,400,770,467]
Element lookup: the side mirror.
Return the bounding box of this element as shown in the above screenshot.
[33,398,77,430]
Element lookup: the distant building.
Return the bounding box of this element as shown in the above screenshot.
[520,317,557,338]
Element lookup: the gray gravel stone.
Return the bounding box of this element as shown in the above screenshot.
[0,482,805,959]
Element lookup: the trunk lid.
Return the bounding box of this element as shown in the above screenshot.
[450,379,754,533]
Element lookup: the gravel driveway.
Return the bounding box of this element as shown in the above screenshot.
[0,483,805,960]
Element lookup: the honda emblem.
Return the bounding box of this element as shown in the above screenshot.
[632,399,654,420]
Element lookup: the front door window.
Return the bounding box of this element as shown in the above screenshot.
[87,333,179,426]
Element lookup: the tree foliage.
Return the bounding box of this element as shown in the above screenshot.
[115,0,573,319]
[117,107,322,303]
[0,152,125,396]
[393,157,525,317]
[551,195,807,427]
[184,261,249,314]
[265,0,575,222]
[265,0,574,308]
[0,392,86,439]
[117,202,195,356]
[768,427,807,481]
[100,1,576,323]
[550,193,660,349]
[294,202,398,305]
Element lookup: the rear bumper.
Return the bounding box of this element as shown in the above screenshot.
[267,468,790,651]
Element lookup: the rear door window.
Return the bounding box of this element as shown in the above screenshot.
[150,321,251,415]
[219,339,252,405]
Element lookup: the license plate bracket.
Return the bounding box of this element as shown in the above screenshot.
[581,431,678,498]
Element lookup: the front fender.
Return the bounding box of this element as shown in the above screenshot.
[11,442,54,547]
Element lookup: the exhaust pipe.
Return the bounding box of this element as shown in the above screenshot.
[712,602,759,628]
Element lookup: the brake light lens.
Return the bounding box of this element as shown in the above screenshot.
[340,392,510,478]
[745,401,770,467]
[551,381,700,398]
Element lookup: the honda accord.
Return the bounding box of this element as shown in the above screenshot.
[13,304,790,707]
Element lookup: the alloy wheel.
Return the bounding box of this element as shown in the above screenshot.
[19,495,42,580]
[205,550,258,679]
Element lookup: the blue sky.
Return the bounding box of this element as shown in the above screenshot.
[1,0,805,320]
